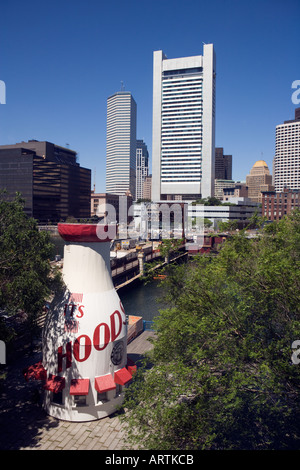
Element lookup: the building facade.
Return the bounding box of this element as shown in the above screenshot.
[0,147,34,217]
[106,91,137,199]
[262,188,300,221]
[222,182,248,201]
[136,139,149,200]
[0,140,91,222]
[152,44,216,201]
[214,179,235,200]
[273,108,300,192]
[143,175,152,200]
[246,160,273,203]
[90,191,133,225]
[215,147,232,180]
[189,200,261,230]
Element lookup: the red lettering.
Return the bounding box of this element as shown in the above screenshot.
[73,335,92,362]
[110,310,122,342]
[93,322,110,351]
[76,304,84,318]
[64,303,78,317]
[58,341,72,372]
[57,307,127,370]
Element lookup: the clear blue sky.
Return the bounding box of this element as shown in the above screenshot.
[0,0,299,192]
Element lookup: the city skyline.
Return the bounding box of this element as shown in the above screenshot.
[0,0,299,193]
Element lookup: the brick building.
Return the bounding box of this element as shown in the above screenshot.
[261,188,300,221]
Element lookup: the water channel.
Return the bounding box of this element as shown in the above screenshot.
[118,279,168,322]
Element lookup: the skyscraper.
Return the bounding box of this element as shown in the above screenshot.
[215,147,232,180]
[136,139,149,200]
[152,44,216,201]
[106,91,137,199]
[0,140,91,222]
[273,108,300,192]
[246,160,273,203]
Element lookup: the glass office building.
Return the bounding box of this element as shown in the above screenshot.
[0,141,91,222]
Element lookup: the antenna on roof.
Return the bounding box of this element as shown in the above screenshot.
[121,81,125,91]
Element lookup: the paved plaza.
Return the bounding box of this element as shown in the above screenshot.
[0,331,155,450]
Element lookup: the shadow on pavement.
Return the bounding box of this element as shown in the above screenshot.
[0,341,59,450]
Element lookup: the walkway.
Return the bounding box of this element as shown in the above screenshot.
[0,331,156,450]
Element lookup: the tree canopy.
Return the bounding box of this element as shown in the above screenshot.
[121,210,300,450]
[0,192,62,342]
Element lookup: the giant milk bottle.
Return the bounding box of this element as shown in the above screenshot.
[42,223,132,421]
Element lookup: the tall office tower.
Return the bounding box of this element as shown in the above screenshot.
[106,91,137,199]
[152,44,216,201]
[246,160,273,203]
[215,147,232,180]
[274,108,300,192]
[136,139,149,200]
[0,140,91,222]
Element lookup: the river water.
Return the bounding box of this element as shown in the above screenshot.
[118,280,168,322]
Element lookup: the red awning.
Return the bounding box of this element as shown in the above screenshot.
[57,223,114,242]
[95,374,116,393]
[127,357,137,375]
[23,361,47,382]
[114,367,132,386]
[43,375,65,393]
[70,378,89,396]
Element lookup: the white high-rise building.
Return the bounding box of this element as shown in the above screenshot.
[136,139,149,200]
[106,91,137,198]
[152,44,216,201]
[274,108,300,192]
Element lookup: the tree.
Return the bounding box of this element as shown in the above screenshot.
[217,219,238,232]
[191,196,223,206]
[0,192,62,344]
[245,209,267,230]
[203,218,213,228]
[121,210,300,450]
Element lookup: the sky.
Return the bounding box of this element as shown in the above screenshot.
[0,0,299,193]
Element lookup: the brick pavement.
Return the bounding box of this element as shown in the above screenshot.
[0,331,155,450]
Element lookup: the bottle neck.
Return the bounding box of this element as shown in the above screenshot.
[62,242,114,295]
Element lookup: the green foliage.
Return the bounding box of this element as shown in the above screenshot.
[158,238,183,258]
[246,209,267,230]
[217,219,239,232]
[0,192,63,341]
[191,196,236,207]
[121,210,300,450]
[191,196,223,206]
[141,239,184,283]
